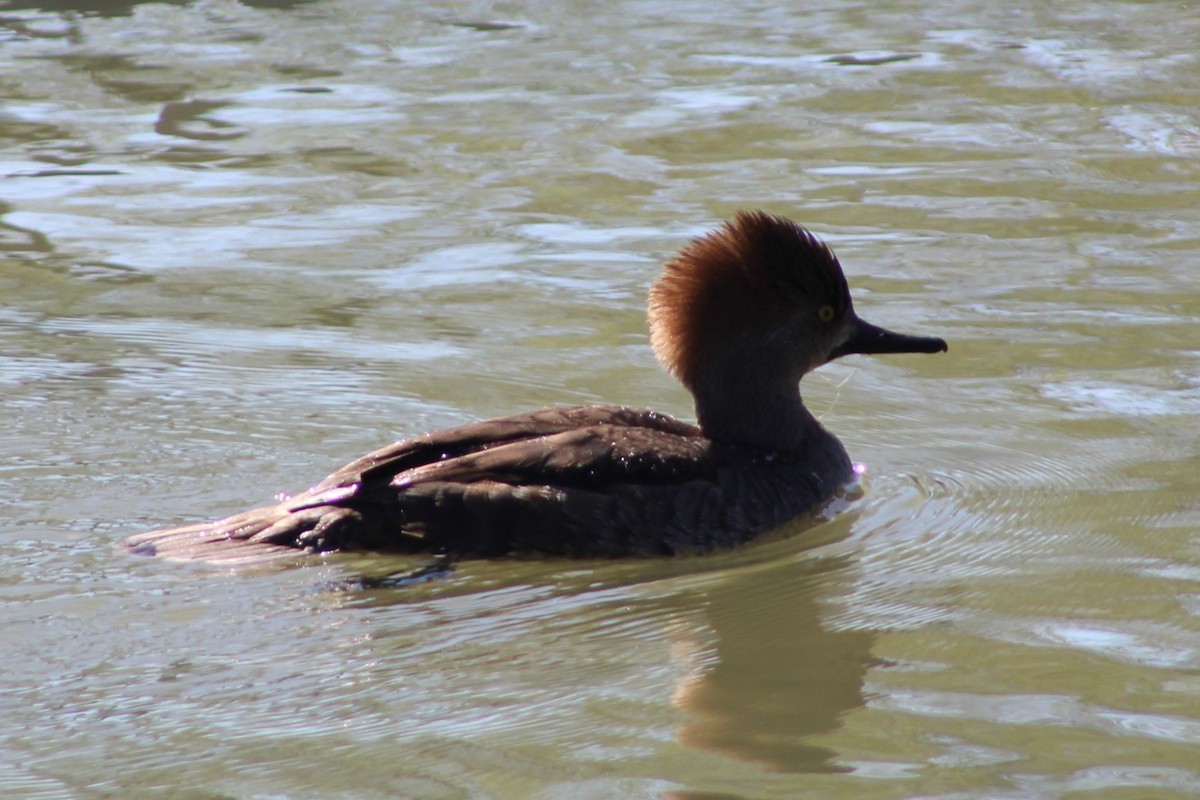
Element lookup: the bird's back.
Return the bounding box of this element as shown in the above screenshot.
[126,404,852,561]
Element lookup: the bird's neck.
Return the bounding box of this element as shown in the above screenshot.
[690,364,822,450]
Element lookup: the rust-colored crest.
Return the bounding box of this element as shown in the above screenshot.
[648,210,849,388]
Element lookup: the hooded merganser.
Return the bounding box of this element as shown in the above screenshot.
[127,211,947,562]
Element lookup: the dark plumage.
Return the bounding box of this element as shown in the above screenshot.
[126,211,947,563]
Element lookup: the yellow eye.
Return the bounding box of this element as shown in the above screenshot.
[818,305,835,322]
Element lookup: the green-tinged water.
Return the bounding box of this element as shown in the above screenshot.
[2,1,1198,798]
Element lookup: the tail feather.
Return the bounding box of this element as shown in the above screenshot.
[126,485,373,564]
[126,504,313,563]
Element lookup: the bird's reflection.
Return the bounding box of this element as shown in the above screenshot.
[669,550,873,774]
[335,520,873,781]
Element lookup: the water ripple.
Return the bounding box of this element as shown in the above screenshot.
[878,687,1200,745]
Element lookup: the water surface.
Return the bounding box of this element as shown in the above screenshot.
[3,1,1199,798]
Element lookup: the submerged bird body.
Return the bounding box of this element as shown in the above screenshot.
[128,211,946,562]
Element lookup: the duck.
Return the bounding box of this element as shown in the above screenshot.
[126,210,947,563]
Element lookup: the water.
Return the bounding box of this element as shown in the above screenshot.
[3,1,1199,797]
